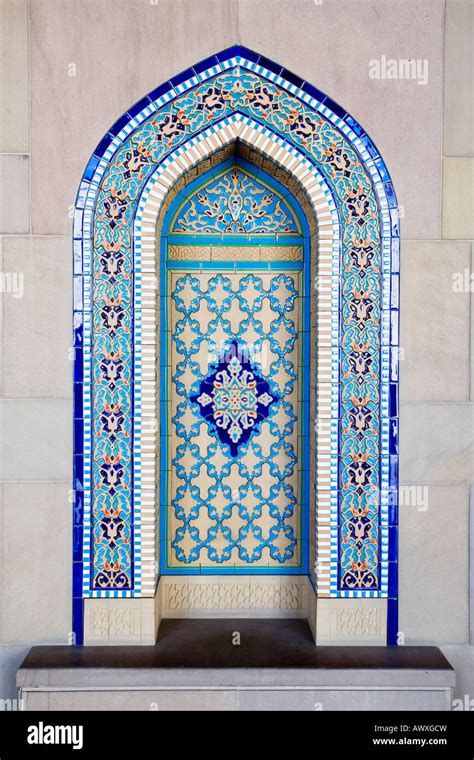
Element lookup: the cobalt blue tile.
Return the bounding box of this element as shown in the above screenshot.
[322,95,347,120]
[374,156,391,183]
[109,112,131,136]
[237,46,259,63]
[388,489,398,526]
[74,347,83,383]
[148,81,173,102]
[389,382,398,418]
[73,527,83,561]
[74,420,84,454]
[93,131,114,159]
[83,155,100,181]
[258,55,283,76]
[74,455,84,488]
[302,81,326,102]
[360,133,379,158]
[388,526,398,562]
[388,561,398,596]
[74,383,83,419]
[281,68,304,89]
[217,45,243,62]
[127,95,152,119]
[389,418,398,456]
[73,598,84,645]
[374,156,390,182]
[384,181,397,209]
[171,68,193,88]
[387,597,398,645]
[389,455,398,486]
[72,563,83,597]
[193,55,220,74]
[344,114,364,137]
[73,490,83,525]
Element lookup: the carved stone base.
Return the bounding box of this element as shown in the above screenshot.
[315,598,387,646]
[83,592,160,646]
[159,575,309,618]
[83,583,387,646]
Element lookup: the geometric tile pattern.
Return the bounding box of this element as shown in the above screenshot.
[190,340,278,457]
[168,271,303,569]
[73,47,399,645]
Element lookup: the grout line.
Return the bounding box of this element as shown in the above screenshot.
[399,401,474,406]
[470,243,474,403]
[467,485,474,644]
[440,0,446,239]
[27,0,32,237]
[0,480,71,484]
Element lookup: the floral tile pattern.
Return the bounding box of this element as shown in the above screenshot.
[172,167,300,234]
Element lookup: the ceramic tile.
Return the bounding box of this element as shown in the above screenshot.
[72,50,397,636]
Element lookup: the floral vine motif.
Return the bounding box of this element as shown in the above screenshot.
[90,64,383,590]
[173,168,299,234]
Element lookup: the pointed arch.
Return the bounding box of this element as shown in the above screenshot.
[73,47,399,645]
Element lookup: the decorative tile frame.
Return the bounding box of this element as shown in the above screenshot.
[73,47,399,645]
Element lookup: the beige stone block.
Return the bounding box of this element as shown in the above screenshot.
[0,155,29,234]
[30,0,444,239]
[30,0,237,234]
[399,485,469,645]
[45,689,237,711]
[1,482,71,645]
[0,644,30,701]
[2,236,72,398]
[0,400,72,481]
[83,597,159,645]
[443,0,474,157]
[0,485,2,643]
[442,158,474,239]
[0,237,3,393]
[399,403,474,484]
[0,0,29,153]
[471,244,474,401]
[238,0,444,239]
[237,688,450,711]
[441,644,474,702]
[315,598,387,646]
[400,241,471,402]
[471,486,474,644]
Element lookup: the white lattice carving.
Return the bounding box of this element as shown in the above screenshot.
[164,581,304,612]
[88,607,138,637]
[336,606,382,637]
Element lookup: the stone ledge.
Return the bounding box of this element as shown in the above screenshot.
[17,620,455,708]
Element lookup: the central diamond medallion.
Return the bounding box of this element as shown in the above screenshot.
[190,340,278,456]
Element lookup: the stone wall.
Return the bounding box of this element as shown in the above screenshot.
[0,0,472,703]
